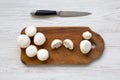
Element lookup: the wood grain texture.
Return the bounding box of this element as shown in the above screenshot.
[21,27,104,65]
[0,0,120,80]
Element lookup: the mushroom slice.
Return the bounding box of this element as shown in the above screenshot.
[51,39,62,49]
[63,39,74,50]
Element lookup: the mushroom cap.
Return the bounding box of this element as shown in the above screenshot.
[34,32,46,46]
[17,34,30,48]
[25,26,37,37]
[26,45,37,57]
[37,49,49,61]
[82,31,92,40]
[80,40,92,54]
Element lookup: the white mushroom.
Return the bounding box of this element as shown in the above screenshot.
[25,45,37,57]
[63,39,74,50]
[82,31,92,40]
[80,40,92,54]
[37,49,49,61]
[51,39,62,49]
[25,26,37,37]
[34,32,46,46]
[17,34,30,48]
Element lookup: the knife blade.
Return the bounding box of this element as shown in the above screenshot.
[31,10,91,17]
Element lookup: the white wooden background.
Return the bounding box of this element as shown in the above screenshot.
[0,0,120,80]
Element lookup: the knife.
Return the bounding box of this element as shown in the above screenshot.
[31,10,91,17]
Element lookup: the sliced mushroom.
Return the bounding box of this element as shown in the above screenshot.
[51,39,62,49]
[63,39,74,50]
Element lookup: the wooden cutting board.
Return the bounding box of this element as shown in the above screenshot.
[20,27,104,65]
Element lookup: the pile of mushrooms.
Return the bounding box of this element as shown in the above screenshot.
[17,26,48,61]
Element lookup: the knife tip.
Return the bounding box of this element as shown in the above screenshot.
[86,12,91,15]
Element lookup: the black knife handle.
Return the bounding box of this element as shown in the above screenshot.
[35,10,57,16]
